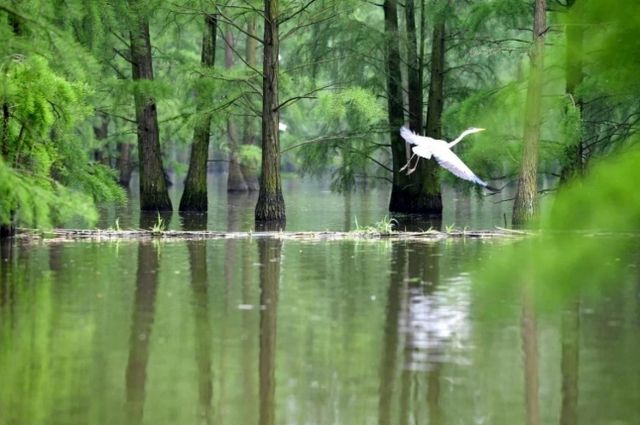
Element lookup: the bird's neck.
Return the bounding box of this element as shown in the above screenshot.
[449,130,470,148]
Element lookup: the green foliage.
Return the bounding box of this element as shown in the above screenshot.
[0,5,124,229]
[354,215,398,234]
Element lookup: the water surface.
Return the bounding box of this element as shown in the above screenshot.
[1,235,638,425]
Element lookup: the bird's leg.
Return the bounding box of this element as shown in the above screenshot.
[399,153,417,172]
[407,158,420,175]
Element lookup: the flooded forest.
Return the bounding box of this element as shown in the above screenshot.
[1,1,639,424]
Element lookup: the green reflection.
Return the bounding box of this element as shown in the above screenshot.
[126,242,160,425]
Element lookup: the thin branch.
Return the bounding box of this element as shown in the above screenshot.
[278,0,318,24]
[276,83,335,111]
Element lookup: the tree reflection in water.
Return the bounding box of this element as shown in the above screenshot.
[258,238,281,425]
[125,242,160,425]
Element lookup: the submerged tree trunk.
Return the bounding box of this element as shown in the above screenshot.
[255,0,285,223]
[560,0,584,184]
[512,0,546,225]
[388,0,442,214]
[242,17,260,191]
[129,3,172,211]
[180,14,217,212]
[225,30,249,192]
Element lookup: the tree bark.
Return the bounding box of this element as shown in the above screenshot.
[242,17,260,191]
[512,0,546,225]
[128,1,172,211]
[225,30,249,192]
[387,0,442,214]
[180,14,217,212]
[560,0,584,184]
[405,0,423,132]
[255,0,285,223]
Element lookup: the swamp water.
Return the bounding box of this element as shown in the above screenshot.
[1,178,639,425]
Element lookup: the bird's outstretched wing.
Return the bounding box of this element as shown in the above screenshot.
[400,126,429,145]
[430,144,498,191]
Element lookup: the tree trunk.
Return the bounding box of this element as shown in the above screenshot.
[512,0,546,225]
[129,2,172,211]
[225,30,249,192]
[560,0,584,184]
[242,17,260,191]
[387,0,442,214]
[117,141,134,187]
[560,301,580,425]
[255,0,285,223]
[405,0,422,132]
[93,111,111,166]
[180,14,217,212]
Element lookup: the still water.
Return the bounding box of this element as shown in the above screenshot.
[1,179,639,425]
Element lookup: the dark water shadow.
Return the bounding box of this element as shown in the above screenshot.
[187,240,214,424]
[391,214,442,232]
[255,221,286,232]
[560,300,580,425]
[0,239,13,308]
[125,242,160,425]
[257,238,282,425]
[180,212,209,231]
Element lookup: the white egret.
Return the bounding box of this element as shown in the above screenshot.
[399,126,498,191]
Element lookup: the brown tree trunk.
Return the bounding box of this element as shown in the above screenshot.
[560,0,584,184]
[385,0,408,212]
[242,17,260,191]
[255,0,285,223]
[225,30,249,192]
[180,14,217,212]
[385,0,444,215]
[405,0,423,132]
[117,141,134,187]
[128,1,172,211]
[512,0,546,225]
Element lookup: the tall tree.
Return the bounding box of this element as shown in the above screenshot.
[512,0,547,225]
[128,0,172,211]
[391,0,443,215]
[255,0,285,223]
[241,17,260,191]
[560,0,584,183]
[385,0,409,213]
[225,29,249,192]
[180,14,217,212]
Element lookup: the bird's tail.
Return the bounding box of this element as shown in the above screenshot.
[482,181,501,192]
[400,126,419,144]
[474,176,501,192]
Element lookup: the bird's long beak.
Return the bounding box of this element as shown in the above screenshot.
[477,128,486,132]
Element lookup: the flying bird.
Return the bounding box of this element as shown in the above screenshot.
[399,126,498,191]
